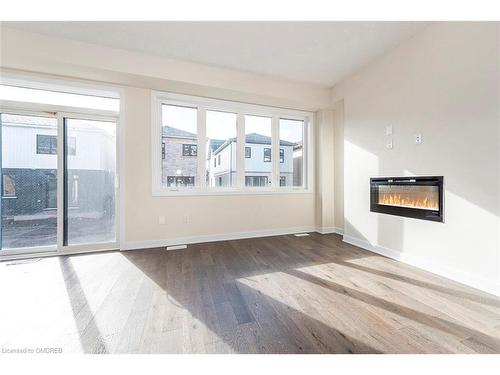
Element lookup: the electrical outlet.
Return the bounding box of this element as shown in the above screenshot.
[415,134,422,144]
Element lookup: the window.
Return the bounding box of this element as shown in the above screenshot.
[280,118,304,188]
[182,144,197,156]
[2,174,16,197]
[36,135,76,155]
[206,110,237,188]
[161,104,198,189]
[263,148,271,162]
[245,176,269,187]
[153,91,311,195]
[37,134,57,154]
[245,115,272,187]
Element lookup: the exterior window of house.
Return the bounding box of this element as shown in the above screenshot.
[280,176,286,187]
[245,147,251,158]
[36,135,76,155]
[245,176,269,187]
[279,118,304,188]
[161,142,165,159]
[206,110,236,188]
[37,134,57,154]
[2,174,16,197]
[161,104,197,188]
[182,144,197,156]
[167,176,195,187]
[245,115,272,187]
[214,157,216,167]
[263,148,271,162]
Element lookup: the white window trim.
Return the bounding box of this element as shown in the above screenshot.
[151,90,313,196]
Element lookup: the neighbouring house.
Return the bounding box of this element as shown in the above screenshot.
[162,127,302,188]
[207,133,298,187]
[161,126,198,187]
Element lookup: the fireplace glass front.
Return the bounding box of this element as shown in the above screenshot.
[370,176,443,222]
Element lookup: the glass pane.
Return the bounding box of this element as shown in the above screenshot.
[162,104,198,188]
[206,110,237,188]
[378,185,439,211]
[279,119,304,188]
[244,115,272,187]
[0,85,119,112]
[1,113,57,250]
[65,118,116,245]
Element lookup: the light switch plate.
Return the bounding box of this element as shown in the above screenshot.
[386,125,393,135]
[386,139,393,149]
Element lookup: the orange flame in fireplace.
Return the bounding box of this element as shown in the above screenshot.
[378,193,439,211]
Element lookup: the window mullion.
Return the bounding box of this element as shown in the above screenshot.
[236,114,245,188]
[197,106,207,189]
[303,117,309,189]
[271,116,280,188]
[56,113,64,251]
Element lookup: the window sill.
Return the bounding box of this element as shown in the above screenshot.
[152,187,313,197]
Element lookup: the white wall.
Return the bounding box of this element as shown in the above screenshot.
[332,22,500,295]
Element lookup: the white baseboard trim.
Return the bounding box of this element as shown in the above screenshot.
[315,226,344,235]
[122,226,318,251]
[343,235,500,297]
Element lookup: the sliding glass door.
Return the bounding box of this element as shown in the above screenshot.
[63,116,117,246]
[0,111,118,255]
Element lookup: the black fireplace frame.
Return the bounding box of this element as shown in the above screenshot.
[370,176,444,222]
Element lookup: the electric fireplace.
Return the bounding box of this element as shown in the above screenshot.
[370,176,444,222]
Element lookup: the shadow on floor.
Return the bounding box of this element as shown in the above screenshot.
[59,257,108,353]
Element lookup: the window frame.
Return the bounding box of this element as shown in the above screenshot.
[151,91,313,196]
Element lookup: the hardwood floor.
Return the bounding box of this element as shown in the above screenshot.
[1,233,499,354]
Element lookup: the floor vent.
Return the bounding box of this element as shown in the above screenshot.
[166,244,187,251]
[294,233,310,237]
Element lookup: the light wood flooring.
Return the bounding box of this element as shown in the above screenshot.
[1,233,499,354]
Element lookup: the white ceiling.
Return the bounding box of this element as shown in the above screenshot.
[3,21,428,87]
